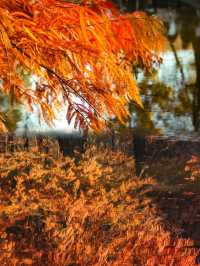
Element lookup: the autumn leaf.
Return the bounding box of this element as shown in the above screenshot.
[0,0,166,131]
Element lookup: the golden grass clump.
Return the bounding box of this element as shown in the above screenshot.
[0,146,199,265]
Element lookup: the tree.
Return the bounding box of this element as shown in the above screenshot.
[0,0,165,132]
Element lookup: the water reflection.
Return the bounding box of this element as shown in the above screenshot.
[132,4,200,135]
[133,49,195,134]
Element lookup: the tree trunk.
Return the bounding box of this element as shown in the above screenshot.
[192,37,200,131]
[133,133,147,176]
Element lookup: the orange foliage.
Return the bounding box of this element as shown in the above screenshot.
[0,147,199,265]
[185,155,200,182]
[0,0,165,131]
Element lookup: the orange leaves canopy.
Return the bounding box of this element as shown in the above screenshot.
[0,0,165,131]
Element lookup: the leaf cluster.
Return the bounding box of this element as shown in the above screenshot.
[0,0,165,131]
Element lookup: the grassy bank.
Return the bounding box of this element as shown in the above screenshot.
[0,147,199,265]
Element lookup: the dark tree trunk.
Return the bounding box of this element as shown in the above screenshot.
[24,137,29,151]
[133,133,147,175]
[126,0,139,11]
[57,137,73,156]
[192,37,200,131]
[152,0,157,12]
[57,136,86,156]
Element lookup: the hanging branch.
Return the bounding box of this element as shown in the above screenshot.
[0,0,166,132]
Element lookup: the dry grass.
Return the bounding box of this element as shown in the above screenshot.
[0,146,199,265]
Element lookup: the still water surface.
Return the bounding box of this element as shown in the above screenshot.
[133,47,197,136]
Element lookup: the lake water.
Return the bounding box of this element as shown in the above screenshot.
[132,48,197,136]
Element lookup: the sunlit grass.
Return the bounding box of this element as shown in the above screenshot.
[0,146,199,265]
